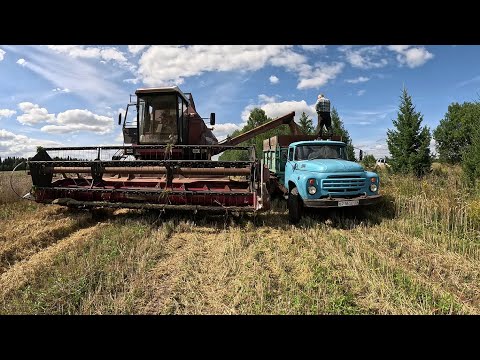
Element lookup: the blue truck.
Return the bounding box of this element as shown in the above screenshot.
[263,135,381,223]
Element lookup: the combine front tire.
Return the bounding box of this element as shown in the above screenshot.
[288,186,303,224]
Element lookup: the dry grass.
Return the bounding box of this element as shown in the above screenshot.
[0,171,31,205]
[0,166,479,314]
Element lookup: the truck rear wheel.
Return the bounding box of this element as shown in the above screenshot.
[288,186,303,224]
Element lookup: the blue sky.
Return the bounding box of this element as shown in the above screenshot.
[0,45,478,159]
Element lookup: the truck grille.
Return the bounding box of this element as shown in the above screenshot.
[321,176,366,194]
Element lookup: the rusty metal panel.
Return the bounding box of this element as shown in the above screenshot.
[220,112,296,146]
[263,135,318,150]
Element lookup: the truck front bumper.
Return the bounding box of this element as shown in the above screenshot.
[302,194,382,208]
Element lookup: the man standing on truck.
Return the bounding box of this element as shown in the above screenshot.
[315,94,332,138]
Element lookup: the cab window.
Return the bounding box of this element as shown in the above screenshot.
[288,147,294,161]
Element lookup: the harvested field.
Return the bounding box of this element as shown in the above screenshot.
[0,167,479,314]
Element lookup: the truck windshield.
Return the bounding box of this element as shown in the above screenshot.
[295,145,347,160]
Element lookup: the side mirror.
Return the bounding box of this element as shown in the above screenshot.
[359,149,363,161]
[118,113,122,125]
[210,112,215,126]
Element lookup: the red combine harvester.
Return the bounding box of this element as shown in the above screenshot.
[27,86,301,212]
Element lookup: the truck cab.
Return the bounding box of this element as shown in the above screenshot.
[264,137,381,223]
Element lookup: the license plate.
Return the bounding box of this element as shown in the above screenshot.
[338,200,359,207]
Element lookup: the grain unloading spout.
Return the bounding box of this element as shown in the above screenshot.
[218,112,300,148]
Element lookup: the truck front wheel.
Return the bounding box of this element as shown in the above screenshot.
[288,186,303,224]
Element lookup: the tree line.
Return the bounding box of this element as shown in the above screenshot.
[386,87,480,186]
[0,154,85,171]
[0,157,27,171]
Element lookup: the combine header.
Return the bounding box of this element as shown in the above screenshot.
[27,86,299,212]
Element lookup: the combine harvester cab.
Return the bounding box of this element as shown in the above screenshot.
[27,87,270,212]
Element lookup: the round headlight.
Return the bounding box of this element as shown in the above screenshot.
[308,186,317,195]
[370,184,378,192]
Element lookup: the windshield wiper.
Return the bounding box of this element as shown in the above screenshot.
[308,156,325,160]
[308,156,341,160]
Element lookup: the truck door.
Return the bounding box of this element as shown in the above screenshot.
[284,146,295,185]
[279,148,288,172]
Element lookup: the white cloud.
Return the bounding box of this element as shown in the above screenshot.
[240,105,257,123]
[269,49,307,71]
[15,101,113,134]
[123,78,139,84]
[0,129,61,158]
[258,94,279,103]
[340,46,388,69]
[100,48,128,62]
[3,45,126,104]
[242,98,317,124]
[52,87,70,93]
[388,45,434,68]
[45,45,134,73]
[388,45,410,52]
[17,102,55,125]
[301,45,326,52]
[0,109,16,118]
[47,45,127,63]
[260,100,317,122]
[138,45,291,86]
[41,109,113,134]
[357,89,366,96]
[137,45,342,89]
[402,48,434,68]
[212,123,242,140]
[16,58,26,66]
[128,45,148,55]
[0,48,5,61]
[297,63,344,89]
[345,76,370,84]
[269,75,279,84]
[47,45,100,58]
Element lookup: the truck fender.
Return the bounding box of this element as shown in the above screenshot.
[288,180,300,196]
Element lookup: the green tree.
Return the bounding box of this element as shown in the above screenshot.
[433,102,480,164]
[462,100,480,187]
[246,108,268,130]
[387,88,432,177]
[330,107,356,161]
[462,124,480,187]
[219,128,250,161]
[219,108,290,161]
[298,112,314,134]
[361,154,376,170]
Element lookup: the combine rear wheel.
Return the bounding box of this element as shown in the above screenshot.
[288,186,303,224]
